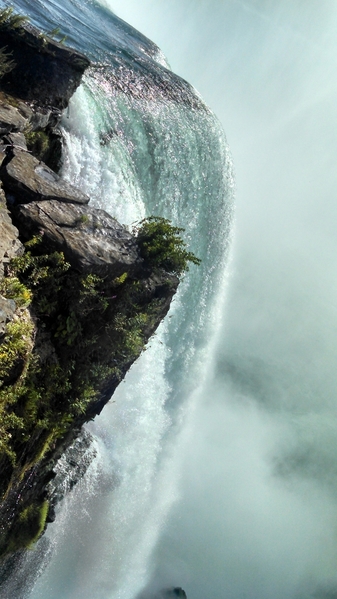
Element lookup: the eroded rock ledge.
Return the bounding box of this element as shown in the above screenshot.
[0,18,179,564]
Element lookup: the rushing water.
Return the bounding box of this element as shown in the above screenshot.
[2,1,337,599]
[0,1,233,598]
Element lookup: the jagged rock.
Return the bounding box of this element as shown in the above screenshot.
[46,430,97,523]
[0,183,23,277]
[0,23,90,109]
[0,99,28,135]
[16,200,143,277]
[3,131,27,150]
[15,100,33,122]
[1,151,89,204]
[29,107,52,131]
[0,92,60,133]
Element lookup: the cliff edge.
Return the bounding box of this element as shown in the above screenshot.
[0,11,188,566]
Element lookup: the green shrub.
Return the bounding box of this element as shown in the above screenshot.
[0,46,15,78]
[24,130,50,161]
[0,319,34,381]
[0,223,179,541]
[0,7,28,30]
[6,500,49,553]
[0,276,32,307]
[134,216,201,276]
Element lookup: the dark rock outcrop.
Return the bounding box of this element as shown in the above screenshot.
[16,200,142,277]
[46,430,97,523]
[0,23,90,109]
[140,587,188,599]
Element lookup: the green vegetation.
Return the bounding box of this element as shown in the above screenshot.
[134,216,201,276]
[1,499,49,555]
[0,7,28,30]
[24,130,50,162]
[47,26,67,44]
[0,234,168,501]
[0,214,194,554]
[0,8,27,79]
[0,46,15,78]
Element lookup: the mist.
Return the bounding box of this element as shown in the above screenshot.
[95,1,337,598]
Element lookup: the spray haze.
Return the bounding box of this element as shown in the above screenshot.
[99,1,337,598]
[3,0,337,597]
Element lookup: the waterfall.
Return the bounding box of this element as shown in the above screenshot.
[2,1,337,598]
[0,1,234,598]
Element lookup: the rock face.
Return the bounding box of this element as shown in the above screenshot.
[0,100,27,134]
[1,150,89,204]
[0,182,23,278]
[0,23,90,108]
[46,430,97,523]
[16,200,142,277]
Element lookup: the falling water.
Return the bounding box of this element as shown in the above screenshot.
[0,1,233,598]
[2,1,337,599]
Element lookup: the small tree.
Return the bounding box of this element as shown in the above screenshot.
[134,216,201,276]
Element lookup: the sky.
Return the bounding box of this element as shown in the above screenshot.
[94,2,337,598]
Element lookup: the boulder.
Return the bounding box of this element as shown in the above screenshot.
[16,200,142,277]
[1,151,89,205]
[0,100,28,135]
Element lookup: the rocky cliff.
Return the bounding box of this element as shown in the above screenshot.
[0,13,182,567]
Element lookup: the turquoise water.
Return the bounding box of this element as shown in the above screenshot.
[2,2,337,599]
[0,1,233,598]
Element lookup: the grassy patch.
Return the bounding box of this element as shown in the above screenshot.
[24,130,50,162]
[2,499,49,555]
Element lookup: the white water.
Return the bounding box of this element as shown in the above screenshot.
[105,2,337,599]
[3,1,337,598]
[27,12,234,597]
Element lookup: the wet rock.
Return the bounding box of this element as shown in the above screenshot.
[0,536,52,599]
[46,430,97,523]
[1,151,89,205]
[16,200,142,277]
[162,589,187,599]
[29,107,52,131]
